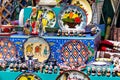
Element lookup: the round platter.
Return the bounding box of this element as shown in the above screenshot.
[61,40,89,67]
[30,6,56,28]
[71,0,92,25]
[58,5,87,32]
[24,37,50,62]
[56,70,90,80]
[0,39,17,61]
[91,61,108,66]
[16,73,41,80]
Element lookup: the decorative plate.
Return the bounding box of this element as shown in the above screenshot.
[0,25,17,36]
[24,37,50,62]
[16,73,41,80]
[58,5,87,31]
[61,40,89,67]
[71,0,92,25]
[30,6,56,28]
[0,39,17,61]
[91,61,108,66]
[37,6,56,28]
[38,0,57,6]
[56,70,90,80]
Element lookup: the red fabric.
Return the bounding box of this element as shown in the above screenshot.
[101,46,107,51]
[100,40,114,49]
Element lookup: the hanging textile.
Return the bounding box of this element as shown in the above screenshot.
[100,0,114,39]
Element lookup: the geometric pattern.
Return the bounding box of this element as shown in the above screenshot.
[0,38,17,61]
[0,35,100,64]
[61,40,89,66]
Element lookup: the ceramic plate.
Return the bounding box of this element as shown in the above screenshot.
[16,73,41,80]
[56,70,90,80]
[71,0,92,25]
[61,40,89,67]
[91,61,107,66]
[30,6,56,28]
[24,37,50,62]
[0,39,17,61]
[0,25,17,36]
[58,5,87,31]
[38,0,57,5]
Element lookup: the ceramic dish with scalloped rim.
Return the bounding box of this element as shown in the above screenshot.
[56,70,90,80]
[71,0,92,25]
[30,6,56,28]
[58,5,87,32]
[16,73,41,80]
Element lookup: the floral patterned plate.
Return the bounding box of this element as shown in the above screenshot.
[37,6,56,27]
[24,37,50,62]
[71,0,92,25]
[58,5,87,32]
[30,6,56,33]
[16,73,41,80]
[56,70,90,80]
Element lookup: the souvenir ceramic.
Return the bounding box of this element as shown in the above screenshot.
[106,68,111,77]
[58,5,87,32]
[87,67,91,75]
[56,70,90,80]
[23,19,31,35]
[112,68,117,77]
[57,29,61,36]
[91,66,96,76]
[102,67,106,76]
[30,6,56,34]
[26,55,34,72]
[38,0,57,6]
[44,65,49,73]
[91,61,107,66]
[71,0,92,25]
[0,62,2,70]
[34,64,39,72]
[16,73,41,80]
[113,57,119,67]
[54,66,58,74]
[21,63,27,72]
[39,64,44,73]
[65,31,68,36]
[9,63,14,71]
[97,67,101,76]
[0,25,16,36]
[1,63,6,71]
[61,40,89,69]
[13,63,18,72]
[24,37,50,62]
[48,65,53,74]
[0,39,17,61]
